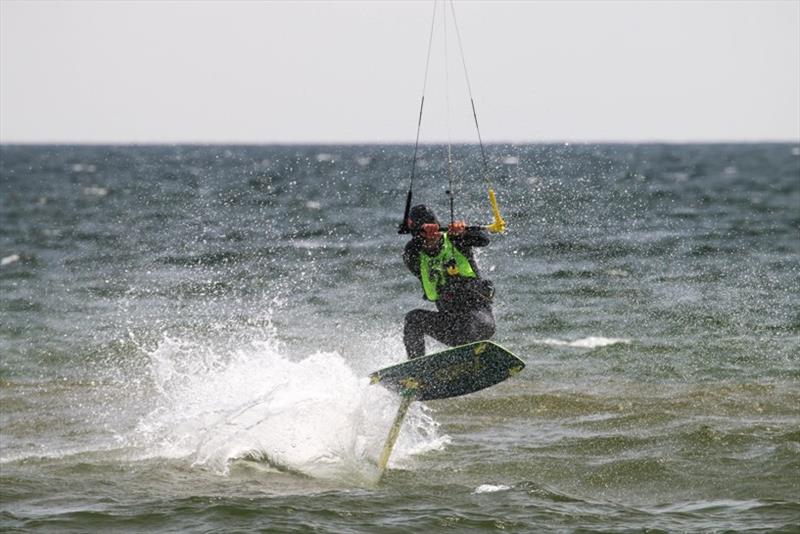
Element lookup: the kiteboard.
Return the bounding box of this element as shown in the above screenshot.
[370,340,524,475]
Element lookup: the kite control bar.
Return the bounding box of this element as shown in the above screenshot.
[397,189,506,236]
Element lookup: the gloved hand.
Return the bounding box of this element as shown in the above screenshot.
[448,221,466,236]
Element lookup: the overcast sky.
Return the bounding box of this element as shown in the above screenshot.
[1,0,798,144]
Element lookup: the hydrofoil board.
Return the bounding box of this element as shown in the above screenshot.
[370,340,524,401]
[370,340,525,476]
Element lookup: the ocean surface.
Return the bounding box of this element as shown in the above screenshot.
[1,143,798,532]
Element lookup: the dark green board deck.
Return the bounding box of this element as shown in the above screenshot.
[370,341,525,401]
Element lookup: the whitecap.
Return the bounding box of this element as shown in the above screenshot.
[83,186,108,197]
[69,163,96,173]
[1,254,20,267]
[473,484,511,494]
[665,172,689,182]
[533,337,631,349]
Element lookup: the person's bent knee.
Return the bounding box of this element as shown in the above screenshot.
[405,309,429,328]
[470,310,496,341]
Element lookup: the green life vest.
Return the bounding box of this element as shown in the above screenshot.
[419,233,477,301]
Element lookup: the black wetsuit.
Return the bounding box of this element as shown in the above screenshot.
[403,227,496,359]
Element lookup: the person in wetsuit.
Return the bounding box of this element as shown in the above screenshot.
[402,204,496,359]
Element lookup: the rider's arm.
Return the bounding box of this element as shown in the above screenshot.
[449,222,490,248]
[403,239,422,276]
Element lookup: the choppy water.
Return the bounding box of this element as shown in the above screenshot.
[1,143,798,532]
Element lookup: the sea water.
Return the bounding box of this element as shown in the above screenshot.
[1,144,798,531]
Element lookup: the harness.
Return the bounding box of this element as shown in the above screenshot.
[419,233,477,301]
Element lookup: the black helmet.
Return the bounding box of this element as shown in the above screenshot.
[408,204,439,233]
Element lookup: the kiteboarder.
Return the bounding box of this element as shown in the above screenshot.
[402,205,496,359]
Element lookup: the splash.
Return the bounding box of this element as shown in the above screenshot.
[132,332,448,481]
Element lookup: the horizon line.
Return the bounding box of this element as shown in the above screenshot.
[2,138,799,147]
